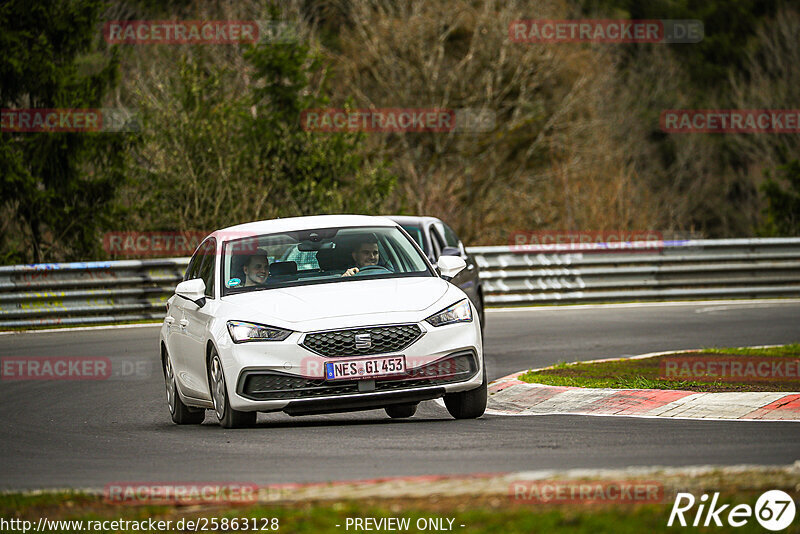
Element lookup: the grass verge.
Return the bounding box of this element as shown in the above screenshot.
[2,485,797,533]
[519,344,800,392]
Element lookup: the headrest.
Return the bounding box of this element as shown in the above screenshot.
[269,261,297,276]
[316,246,351,271]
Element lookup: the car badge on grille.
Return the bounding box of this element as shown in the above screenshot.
[354,333,372,350]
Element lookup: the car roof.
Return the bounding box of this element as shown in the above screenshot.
[385,215,442,227]
[212,215,398,241]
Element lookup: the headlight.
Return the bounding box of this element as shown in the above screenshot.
[426,299,472,327]
[227,320,292,343]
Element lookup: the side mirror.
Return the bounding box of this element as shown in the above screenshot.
[175,279,206,308]
[436,255,466,281]
[440,246,462,257]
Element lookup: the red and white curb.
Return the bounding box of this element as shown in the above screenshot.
[487,371,800,422]
[28,463,799,503]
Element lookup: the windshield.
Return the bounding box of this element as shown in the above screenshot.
[400,225,424,248]
[221,225,433,295]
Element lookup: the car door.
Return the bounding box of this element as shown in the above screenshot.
[179,237,217,400]
[166,248,203,385]
[433,221,481,310]
[428,225,444,263]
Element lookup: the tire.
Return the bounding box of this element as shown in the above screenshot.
[443,367,487,419]
[209,350,256,429]
[478,292,486,336]
[163,350,205,425]
[385,403,417,419]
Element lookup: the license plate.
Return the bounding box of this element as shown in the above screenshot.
[325,356,405,380]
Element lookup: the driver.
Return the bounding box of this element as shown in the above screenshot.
[242,252,270,286]
[342,235,380,277]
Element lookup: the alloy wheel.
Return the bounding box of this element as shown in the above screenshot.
[164,354,176,414]
[210,356,227,421]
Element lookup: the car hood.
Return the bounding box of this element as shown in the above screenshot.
[221,277,451,324]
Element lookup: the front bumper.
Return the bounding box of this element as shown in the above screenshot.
[239,349,477,399]
[218,318,483,413]
[282,388,448,416]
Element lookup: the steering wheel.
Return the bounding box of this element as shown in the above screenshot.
[354,265,392,275]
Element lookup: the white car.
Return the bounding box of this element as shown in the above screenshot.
[160,215,486,428]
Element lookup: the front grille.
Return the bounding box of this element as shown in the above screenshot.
[300,324,423,357]
[406,352,474,379]
[239,351,477,401]
[241,373,354,399]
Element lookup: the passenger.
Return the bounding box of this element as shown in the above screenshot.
[242,253,270,286]
[342,235,380,277]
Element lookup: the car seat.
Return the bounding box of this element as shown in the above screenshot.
[316,246,352,272]
[269,261,298,280]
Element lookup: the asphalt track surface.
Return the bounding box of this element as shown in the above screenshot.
[1,301,798,490]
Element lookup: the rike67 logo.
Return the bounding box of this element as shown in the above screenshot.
[668,490,796,531]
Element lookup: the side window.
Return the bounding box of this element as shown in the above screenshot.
[401,225,424,248]
[429,227,444,259]
[440,223,460,248]
[197,238,216,298]
[184,250,202,281]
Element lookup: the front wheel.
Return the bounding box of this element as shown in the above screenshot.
[209,350,256,429]
[478,294,485,336]
[443,367,487,419]
[163,350,205,425]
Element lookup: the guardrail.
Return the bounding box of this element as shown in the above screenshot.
[0,259,189,329]
[1,238,798,328]
[471,238,800,305]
